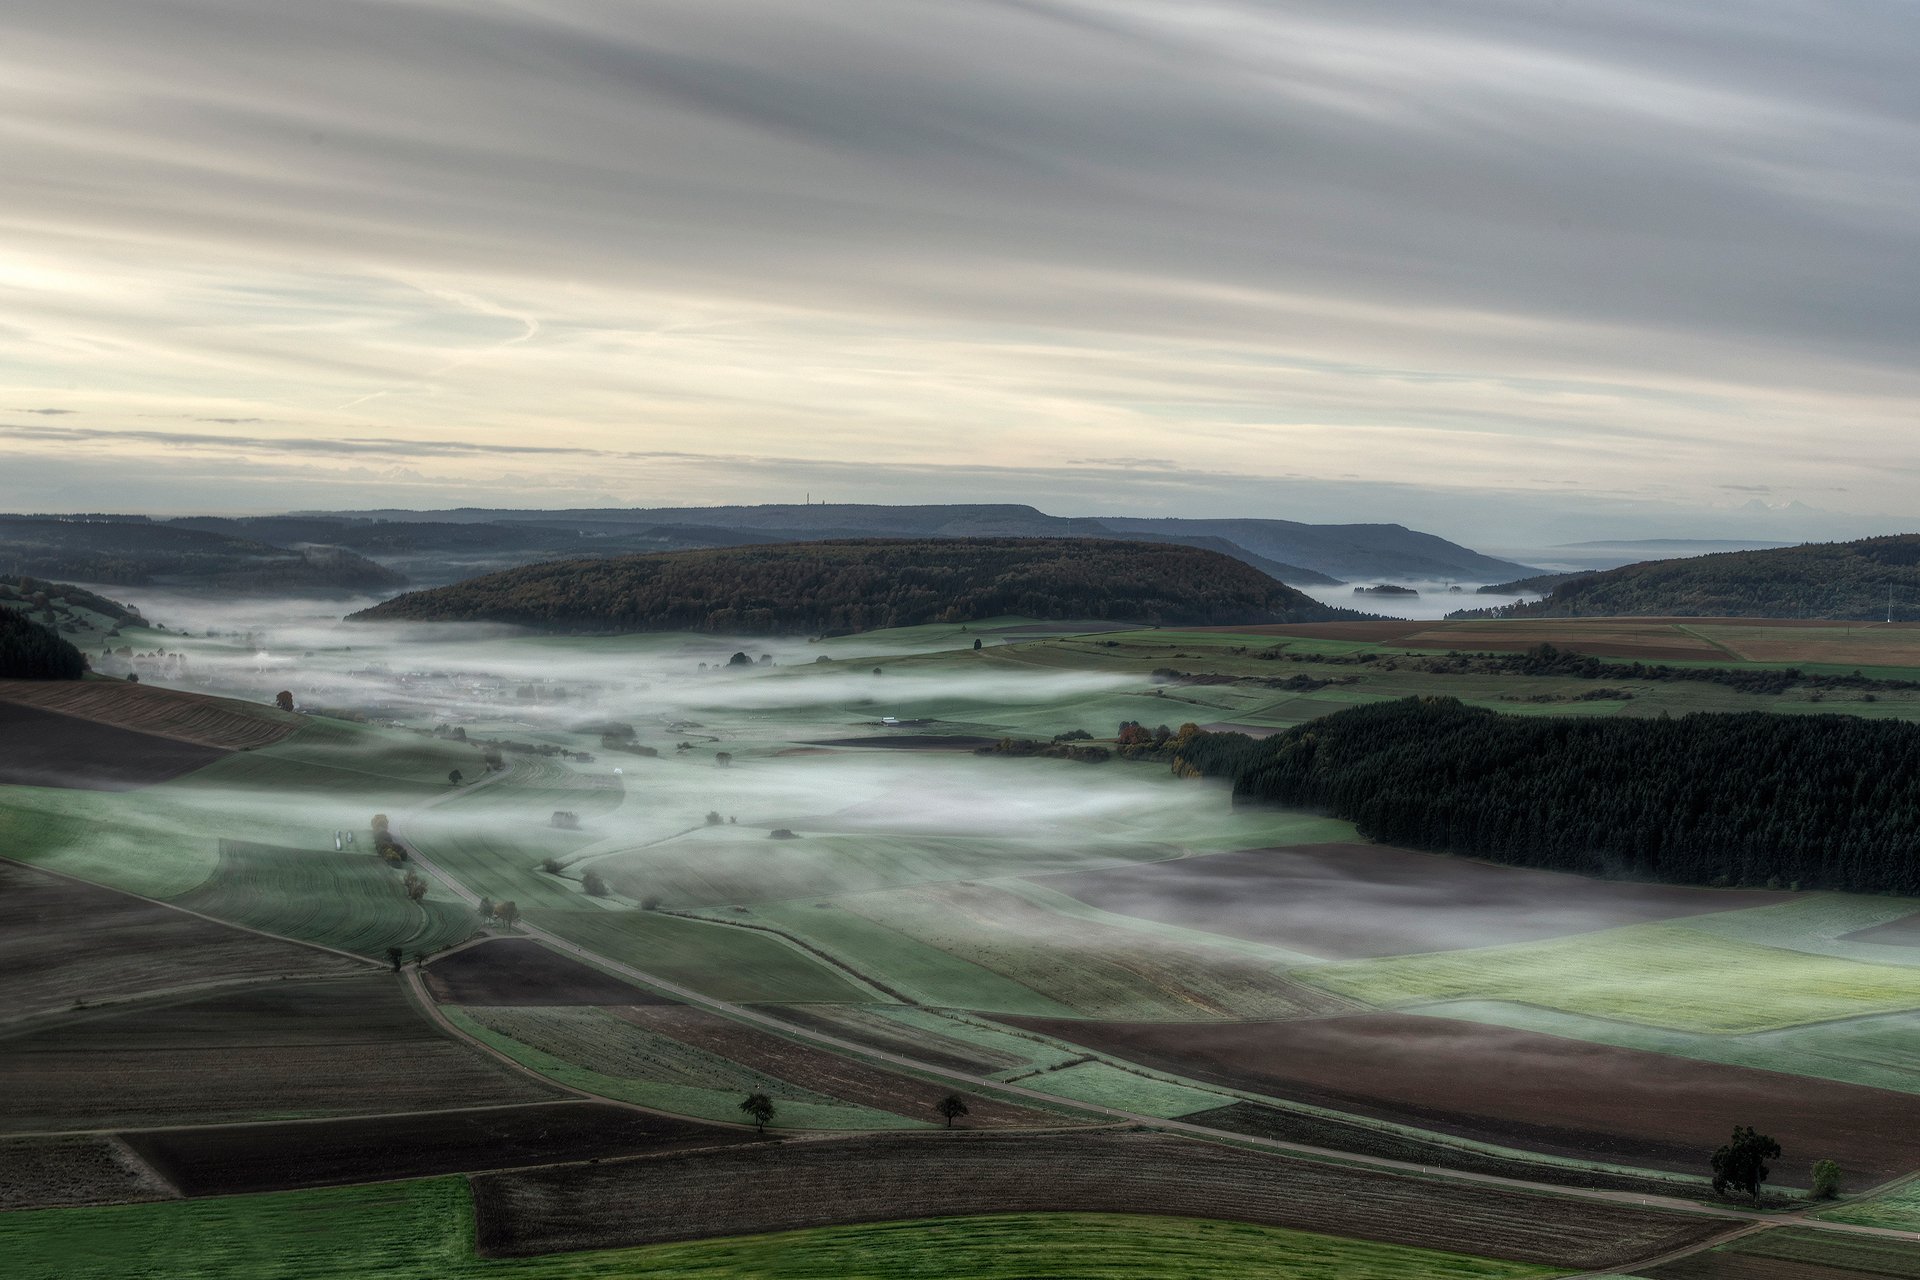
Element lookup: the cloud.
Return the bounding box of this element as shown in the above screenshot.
[0,0,1917,530]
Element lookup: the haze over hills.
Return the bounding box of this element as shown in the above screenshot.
[307,503,1533,586]
[1460,535,1920,621]
[350,538,1364,634]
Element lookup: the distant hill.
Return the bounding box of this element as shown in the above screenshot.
[350,538,1366,634]
[306,503,1526,585]
[0,517,406,595]
[1461,536,1920,620]
[0,606,85,679]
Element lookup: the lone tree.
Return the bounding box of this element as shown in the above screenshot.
[385,946,404,973]
[1711,1126,1781,1201]
[715,752,732,768]
[275,690,294,712]
[739,1092,776,1134]
[581,870,608,897]
[402,870,428,902]
[1812,1159,1842,1200]
[973,638,982,650]
[728,651,753,667]
[935,1093,970,1128]
[448,768,463,786]
[478,896,495,921]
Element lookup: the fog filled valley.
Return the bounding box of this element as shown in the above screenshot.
[15,571,1920,1279]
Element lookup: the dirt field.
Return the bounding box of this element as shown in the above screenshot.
[0,975,556,1131]
[0,1135,175,1210]
[470,1130,1726,1269]
[1646,1228,1920,1278]
[0,702,227,789]
[615,1005,1062,1128]
[0,678,297,749]
[123,1101,746,1195]
[424,938,674,1005]
[0,861,363,1021]
[1035,843,1789,959]
[995,1012,1920,1186]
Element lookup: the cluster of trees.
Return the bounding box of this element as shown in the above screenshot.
[1449,534,1920,620]
[476,896,521,928]
[1174,697,1920,893]
[736,1091,968,1135]
[1410,644,1920,697]
[0,606,86,679]
[370,814,407,865]
[352,538,1360,634]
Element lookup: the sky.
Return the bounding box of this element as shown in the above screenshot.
[2,0,1917,547]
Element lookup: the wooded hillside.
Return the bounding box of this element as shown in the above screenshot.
[351,538,1360,634]
[1178,697,1920,894]
[1458,535,1920,620]
[0,607,86,679]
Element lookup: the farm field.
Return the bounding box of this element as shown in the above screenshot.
[1644,1227,1920,1278]
[0,677,298,749]
[0,1177,1567,1280]
[996,1012,1920,1185]
[1035,842,1787,959]
[121,1101,745,1195]
[0,702,227,790]
[0,861,361,1021]
[0,1135,175,1211]
[422,937,673,1004]
[1416,1001,1920,1097]
[0,975,554,1131]
[471,1130,1728,1269]
[817,880,1360,1019]
[1815,1179,1920,1232]
[170,840,477,957]
[533,908,873,1004]
[1299,922,1920,1033]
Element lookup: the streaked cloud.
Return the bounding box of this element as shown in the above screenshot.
[1,0,1916,541]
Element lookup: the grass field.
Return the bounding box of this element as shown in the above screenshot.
[169,840,477,957]
[1816,1179,1920,1232]
[533,908,875,1004]
[0,1176,1559,1280]
[1301,922,1920,1034]
[1649,1226,1920,1278]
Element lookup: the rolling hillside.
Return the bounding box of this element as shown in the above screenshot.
[1464,535,1920,620]
[350,538,1364,633]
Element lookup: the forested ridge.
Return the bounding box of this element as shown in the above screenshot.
[352,538,1364,633]
[1456,534,1920,620]
[0,607,86,679]
[1177,698,1920,893]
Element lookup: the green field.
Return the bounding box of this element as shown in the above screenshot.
[170,839,477,957]
[1302,922,1920,1034]
[533,908,875,1004]
[0,1176,1557,1280]
[1817,1177,1920,1231]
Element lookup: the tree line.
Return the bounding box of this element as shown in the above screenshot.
[0,607,85,679]
[1173,697,1920,893]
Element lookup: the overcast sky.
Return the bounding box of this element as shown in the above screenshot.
[2,0,1916,545]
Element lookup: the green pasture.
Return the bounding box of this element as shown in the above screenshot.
[0,718,468,899]
[443,1007,914,1130]
[171,840,477,957]
[1302,923,1920,1034]
[731,900,1077,1015]
[1682,1226,1920,1276]
[1817,1178,1920,1231]
[0,1178,1557,1280]
[533,908,873,1004]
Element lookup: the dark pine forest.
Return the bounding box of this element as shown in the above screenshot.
[1179,697,1920,894]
